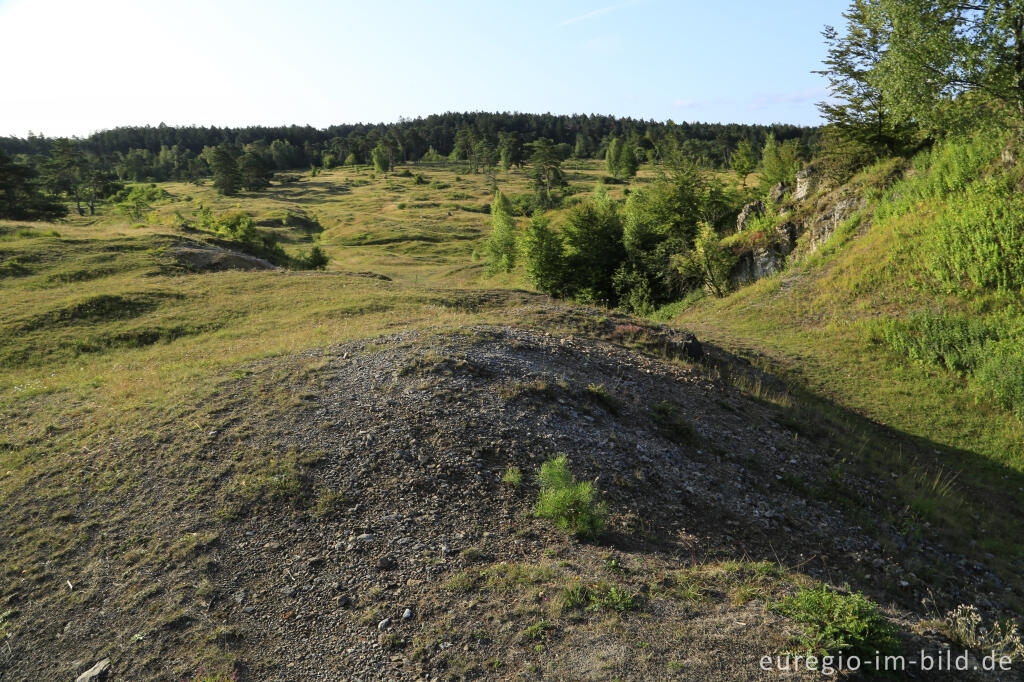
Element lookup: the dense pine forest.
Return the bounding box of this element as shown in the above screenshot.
[0,114,814,205]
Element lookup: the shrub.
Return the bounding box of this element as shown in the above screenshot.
[534,455,606,539]
[773,584,899,660]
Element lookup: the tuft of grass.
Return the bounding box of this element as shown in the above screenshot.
[501,466,522,487]
[773,584,899,659]
[533,455,606,540]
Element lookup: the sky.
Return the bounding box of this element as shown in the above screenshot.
[0,0,850,138]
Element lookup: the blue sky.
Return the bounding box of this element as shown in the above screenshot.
[0,0,849,137]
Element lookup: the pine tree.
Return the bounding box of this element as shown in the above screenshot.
[371,143,390,173]
[729,139,758,183]
[522,213,566,294]
[210,144,241,196]
[605,137,623,177]
[238,151,272,191]
[484,190,518,274]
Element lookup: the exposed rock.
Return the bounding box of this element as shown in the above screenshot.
[793,169,816,201]
[680,332,703,361]
[168,242,277,273]
[768,182,788,203]
[735,200,764,232]
[806,195,865,254]
[731,245,787,286]
[75,659,111,682]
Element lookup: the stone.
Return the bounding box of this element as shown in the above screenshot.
[768,182,788,203]
[735,200,765,232]
[378,617,391,630]
[793,169,816,201]
[76,659,111,682]
[376,555,398,570]
[402,608,413,620]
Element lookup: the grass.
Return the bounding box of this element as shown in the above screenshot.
[533,455,607,540]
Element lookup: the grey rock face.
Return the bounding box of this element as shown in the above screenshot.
[76,659,111,682]
[736,200,765,232]
[793,169,816,201]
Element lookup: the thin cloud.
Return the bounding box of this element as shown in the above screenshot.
[560,2,636,26]
[749,87,828,110]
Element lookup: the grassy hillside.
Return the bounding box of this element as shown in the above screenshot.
[675,132,1024,577]
[2,154,1022,680]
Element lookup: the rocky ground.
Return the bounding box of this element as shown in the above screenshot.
[3,311,1018,680]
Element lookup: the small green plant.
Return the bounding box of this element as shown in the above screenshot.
[560,582,641,614]
[501,466,522,487]
[397,202,407,209]
[534,455,607,539]
[521,620,553,642]
[585,383,619,413]
[773,584,898,659]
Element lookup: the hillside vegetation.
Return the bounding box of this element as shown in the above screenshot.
[2,128,1023,679]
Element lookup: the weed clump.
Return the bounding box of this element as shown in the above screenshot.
[534,455,606,540]
[773,584,898,660]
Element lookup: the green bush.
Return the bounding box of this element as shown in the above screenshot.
[534,455,606,539]
[774,584,899,660]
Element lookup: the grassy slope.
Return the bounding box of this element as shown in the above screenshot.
[673,153,1024,575]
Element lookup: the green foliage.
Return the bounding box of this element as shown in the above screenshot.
[759,134,801,192]
[297,245,330,271]
[560,188,625,303]
[371,143,391,173]
[114,185,167,222]
[0,149,67,221]
[209,144,241,196]
[816,1,915,156]
[675,222,735,297]
[925,176,1024,293]
[729,139,758,180]
[879,312,1003,373]
[501,466,522,487]
[875,131,1005,223]
[774,584,898,659]
[484,190,518,275]
[527,138,565,205]
[534,454,606,540]
[975,340,1024,420]
[561,582,641,614]
[879,311,1024,420]
[237,151,273,191]
[521,214,567,295]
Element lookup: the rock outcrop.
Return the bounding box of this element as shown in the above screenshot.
[793,168,816,201]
